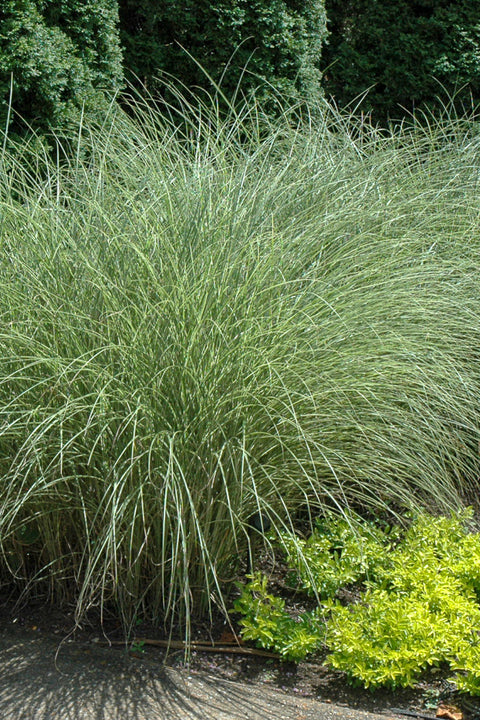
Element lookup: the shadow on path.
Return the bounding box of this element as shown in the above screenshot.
[0,624,396,720]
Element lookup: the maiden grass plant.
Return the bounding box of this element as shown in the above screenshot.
[1,89,480,637]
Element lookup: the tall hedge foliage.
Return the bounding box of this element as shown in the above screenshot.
[322,0,480,122]
[118,0,327,105]
[0,0,123,133]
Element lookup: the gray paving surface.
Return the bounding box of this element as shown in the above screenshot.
[0,625,404,720]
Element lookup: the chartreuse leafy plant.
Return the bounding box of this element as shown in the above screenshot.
[277,512,397,598]
[232,573,324,661]
[233,509,480,695]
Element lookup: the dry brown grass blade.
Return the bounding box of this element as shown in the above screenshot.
[94,637,279,657]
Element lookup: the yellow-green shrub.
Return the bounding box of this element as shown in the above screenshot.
[234,509,480,694]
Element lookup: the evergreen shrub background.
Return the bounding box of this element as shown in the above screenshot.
[118,0,327,105]
[0,0,123,133]
[322,0,480,122]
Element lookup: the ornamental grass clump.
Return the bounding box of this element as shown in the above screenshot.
[1,89,480,637]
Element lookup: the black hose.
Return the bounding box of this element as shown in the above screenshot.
[245,512,271,575]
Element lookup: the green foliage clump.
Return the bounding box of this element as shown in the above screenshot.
[0,0,123,133]
[234,509,480,694]
[118,0,327,105]
[232,573,324,661]
[322,0,480,122]
[325,512,480,689]
[326,591,456,689]
[278,513,396,598]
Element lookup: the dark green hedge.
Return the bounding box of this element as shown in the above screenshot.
[0,0,123,133]
[118,0,327,105]
[322,0,480,122]
[5,0,478,134]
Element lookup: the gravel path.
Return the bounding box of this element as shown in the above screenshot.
[0,623,405,720]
